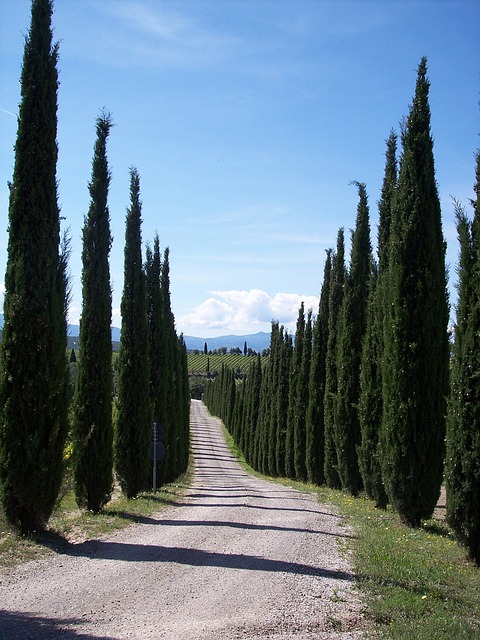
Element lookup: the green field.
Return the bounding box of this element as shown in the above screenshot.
[187,353,267,375]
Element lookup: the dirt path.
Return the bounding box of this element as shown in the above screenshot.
[0,400,365,639]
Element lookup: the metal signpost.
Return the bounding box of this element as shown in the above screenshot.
[151,419,165,492]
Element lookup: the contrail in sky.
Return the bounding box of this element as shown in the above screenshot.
[0,108,17,117]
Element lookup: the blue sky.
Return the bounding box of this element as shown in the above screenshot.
[1,1,479,338]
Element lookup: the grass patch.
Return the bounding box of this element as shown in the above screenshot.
[0,466,192,570]
[313,489,480,639]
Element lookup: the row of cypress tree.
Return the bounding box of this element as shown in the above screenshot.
[0,0,189,534]
[204,59,480,564]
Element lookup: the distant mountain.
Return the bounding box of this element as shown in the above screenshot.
[0,315,270,353]
[67,324,121,341]
[183,331,270,353]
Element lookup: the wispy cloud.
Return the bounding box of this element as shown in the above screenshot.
[178,288,319,336]
[85,0,241,70]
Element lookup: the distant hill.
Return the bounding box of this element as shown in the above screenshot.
[0,315,270,354]
[184,332,270,353]
[67,324,121,341]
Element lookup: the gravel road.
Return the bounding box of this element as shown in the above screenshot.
[0,399,365,639]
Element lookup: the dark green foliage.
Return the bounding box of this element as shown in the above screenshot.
[357,268,388,507]
[285,303,306,479]
[306,250,332,485]
[381,58,449,526]
[158,248,178,484]
[377,130,398,273]
[293,308,312,482]
[267,323,281,476]
[146,236,164,484]
[335,183,372,496]
[275,329,292,478]
[358,133,397,508]
[73,112,113,513]
[176,334,190,476]
[114,168,151,498]
[323,229,346,489]
[446,152,480,565]
[155,247,190,484]
[0,0,70,534]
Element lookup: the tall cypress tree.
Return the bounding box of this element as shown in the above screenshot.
[294,308,312,481]
[275,327,292,477]
[306,250,332,485]
[160,248,181,483]
[73,112,113,513]
[114,168,151,498]
[335,182,372,496]
[0,0,70,534]
[323,228,346,489]
[358,132,397,508]
[381,58,449,526]
[285,303,306,479]
[267,322,281,476]
[446,151,480,565]
[146,235,164,484]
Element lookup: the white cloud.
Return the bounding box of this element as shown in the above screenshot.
[178,289,319,337]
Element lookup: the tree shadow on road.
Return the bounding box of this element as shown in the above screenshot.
[0,610,116,640]
[37,538,355,583]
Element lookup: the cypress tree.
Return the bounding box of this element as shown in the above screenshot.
[446,151,480,565]
[114,168,151,498]
[275,327,292,477]
[285,303,306,479]
[294,308,312,481]
[73,112,113,513]
[267,323,281,476]
[306,250,332,485]
[358,132,397,508]
[335,182,372,496]
[323,228,346,489]
[159,248,179,484]
[177,334,190,475]
[381,58,449,526]
[146,235,163,485]
[0,0,70,534]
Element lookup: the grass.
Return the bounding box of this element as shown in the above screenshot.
[0,469,191,569]
[220,421,480,639]
[318,489,480,639]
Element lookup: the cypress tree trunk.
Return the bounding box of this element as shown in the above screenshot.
[446,152,480,565]
[306,250,332,485]
[323,229,346,489]
[114,168,151,498]
[73,112,113,513]
[381,58,449,526]
[0,0,70,534]
[335,183,372,496]
[358,132,397,508]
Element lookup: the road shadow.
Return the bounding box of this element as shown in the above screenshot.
[0,610,116,640]
[147,518,355,539]
[53,540,355,582]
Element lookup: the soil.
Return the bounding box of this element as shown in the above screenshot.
[0,400,367,639]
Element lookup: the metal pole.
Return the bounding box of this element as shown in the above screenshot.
[153,420,157,493]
